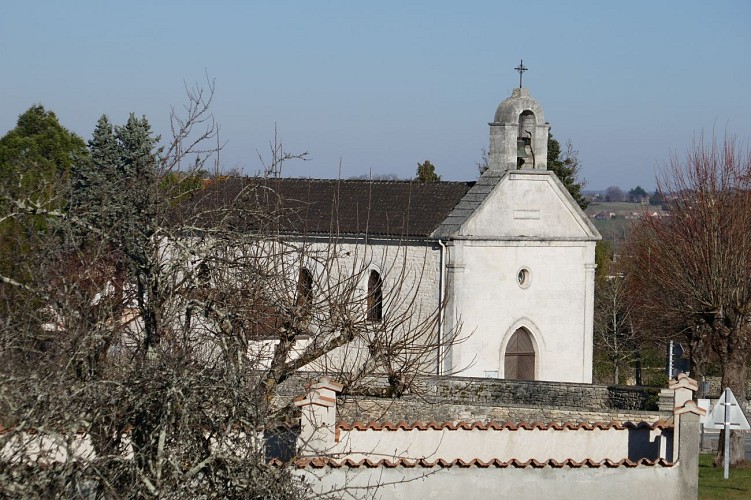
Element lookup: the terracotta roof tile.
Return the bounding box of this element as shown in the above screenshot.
[290,457,675,469]
[336,420,673,432]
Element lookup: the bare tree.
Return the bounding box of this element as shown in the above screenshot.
[625,134,751,466]
[476,146,490,175]
[594,269,638,384]
[0,81,461,497]
[604,186,625,203]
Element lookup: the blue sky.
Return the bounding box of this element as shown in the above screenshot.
[2,1,749,190]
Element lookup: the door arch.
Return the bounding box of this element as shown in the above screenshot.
[504,327,536,380]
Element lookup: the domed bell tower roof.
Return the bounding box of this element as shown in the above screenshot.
[493,88,546,124]
[487,61,549,173]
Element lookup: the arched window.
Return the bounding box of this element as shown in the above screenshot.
[518,110,536,138]
[504,328,535,380]
[517,110,536,168]
[196,261,212,288]
[367,270,383,322]
[296,268,314,319]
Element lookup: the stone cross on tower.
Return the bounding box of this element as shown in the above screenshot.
[514,60,528,88]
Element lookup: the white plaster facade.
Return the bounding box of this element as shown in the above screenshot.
[439,169,599,381]
[288,238,443,374]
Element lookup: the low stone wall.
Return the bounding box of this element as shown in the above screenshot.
[279,373,660,411]
[337,397,665,425]
[278,372,665,424]
[703,376,751,399]
[415,375,659,411]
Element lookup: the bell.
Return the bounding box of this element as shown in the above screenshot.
[517,138,530,158]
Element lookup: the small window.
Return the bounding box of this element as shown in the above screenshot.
[367,270,383,322]
[296,268,314,319]
[196,261,212,287]
[517,268,531,288]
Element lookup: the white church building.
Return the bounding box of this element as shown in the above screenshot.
[202,83,600,384]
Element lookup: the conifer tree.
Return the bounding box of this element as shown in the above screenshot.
[547,132,588,210]
[71,116,117,224]
[0,105,87,202]
[0,105,87,299]
[416,160,440,182]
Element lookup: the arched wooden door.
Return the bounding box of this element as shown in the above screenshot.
[504,328,535,380]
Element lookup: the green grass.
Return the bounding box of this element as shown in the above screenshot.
[699,453,751,499]
[585,201,645,216]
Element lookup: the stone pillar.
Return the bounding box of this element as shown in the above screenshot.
[489,123,518,172]
[670,373,705,499]
[582,262,596,383]
[532,121,549,170]
[443,242,465,374]
[295,376,343,456]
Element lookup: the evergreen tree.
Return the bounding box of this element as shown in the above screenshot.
[547,132,588,210]
[70,114,161,251]
[416,160,441,182]
[0,105,88,295]
[71,116,118,222]
[113,114,160,245]
[628,185,648,203]
[0,104,87,202]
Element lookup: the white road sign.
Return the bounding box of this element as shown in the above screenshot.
[704,388,750,430]
[698,399,711,425]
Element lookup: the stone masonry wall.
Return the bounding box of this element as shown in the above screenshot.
[278,373,666,424]
[336,397,665,425]
[417,376,658,411]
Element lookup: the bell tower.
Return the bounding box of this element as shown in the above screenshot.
[488,60,549,172]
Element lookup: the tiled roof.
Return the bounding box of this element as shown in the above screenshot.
[185,177,474,237]
[336,420,673,431]
[431,171,504,237]
[283,457,674,469]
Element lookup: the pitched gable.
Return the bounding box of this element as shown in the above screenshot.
[434,170,599,241]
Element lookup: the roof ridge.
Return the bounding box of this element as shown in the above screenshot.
[236,176,476,185]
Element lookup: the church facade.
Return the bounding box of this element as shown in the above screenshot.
[435,86,601,382]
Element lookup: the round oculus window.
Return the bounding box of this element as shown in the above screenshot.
[517,268,531,288]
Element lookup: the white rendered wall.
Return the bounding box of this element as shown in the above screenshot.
[447,241,594,382]
[277,237,443,375]
[443,170,599,382]
[324,426,671,463]
[298,465,683,500]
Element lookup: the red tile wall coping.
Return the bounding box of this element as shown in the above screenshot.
[336,420,673,431]
[278,457,675,469]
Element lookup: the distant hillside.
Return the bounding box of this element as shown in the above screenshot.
[585,201,666,245]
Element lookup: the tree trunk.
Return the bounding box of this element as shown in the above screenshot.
[714,353,748,466]
[634,348,642,386]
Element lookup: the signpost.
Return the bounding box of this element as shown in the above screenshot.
[666,340,690,377]
[704,387,751,479]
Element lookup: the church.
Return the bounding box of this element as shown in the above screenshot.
[203,77,600,384]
